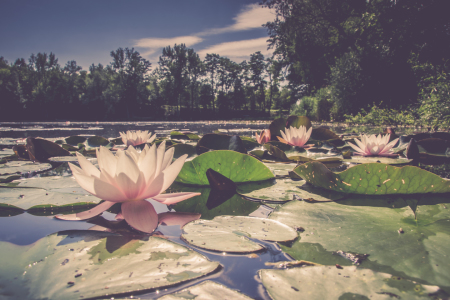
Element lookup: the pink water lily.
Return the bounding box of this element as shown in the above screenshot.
[348,134,399,156]
[56,141,200,233]
[120,130,156,147]
[255,129,271,144]
[277,126,314,148]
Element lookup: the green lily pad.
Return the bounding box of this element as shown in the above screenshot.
[269,198,450,290]
[0,231,220,300]
[182,216,297,253]
[158,280,253,300]
[0,161,52,176]
[260,266,443,300]
[286,115,312,130]
[266,163,297,176]
[269,117,286,141]
[343,156,412,165]
[239,179,346,202]
[310,127,340,140]
[167,143,197,160]
[265,141,292,152]
[196,134,231,150]
[175,150,274,186]
[240,136,260,151]
[26,138,71,161]
[294,162,450,194]
[65,136,87,146]
[87,135,110,147]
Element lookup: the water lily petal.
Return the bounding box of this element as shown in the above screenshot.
[68,162,84,176]
[55,201,115,220]
[148,134,156,144]
[160,154,188,192]
[152,192,201,205]
[121,200,158,233]
[141,172,165,199]
[139,143,157,182]
[155,141,166,175]
[76,152,100,178]
[347,142,364,154]
[161,147,175,171]
[92,177,128,202]
[158,212,201,228]
[115,151,140,183]
[97,146,118,176]
[71,171,96,195]
[277,136,289,144]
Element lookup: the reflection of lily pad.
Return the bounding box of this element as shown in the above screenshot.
[294,161,450,194]
[343,156,412,165]
[239,179,346,202]
[0,231,220,299]
[260,266,442,300]
[176,151,274,185]
[158,280,253,300]
[0,161,52,176]
[182,216,297,253]
[269,199,450,290]
[170,186,260,220]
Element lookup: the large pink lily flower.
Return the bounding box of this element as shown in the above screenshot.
[119,130,156,147]
[277,126,314,148]
[348,134,399,156]
[255,129,271,144]
[56,141,200,233]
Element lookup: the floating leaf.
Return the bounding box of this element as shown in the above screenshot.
[239,179,346,203]
[65,136,87,146]
[286,115,312,130]
[176,150,274,185]
[196,134,231,151]
[310,127,340,141]
[264,144,290,161]
[269,198,450,290]
[182,216,297,253]
[228,135,247,153]
[0,161,52,176]
[260,266,442,300]
[167,143,197,160]
[86,136,110,147]
[26,137,71,161]
[158,280,253,300]
[0,203,24,217]
[294,161,450,194]
[342,156,412,165]
[265,141,292,152]
[0,231,220,299]
[240,136,259,151]
[269,117,286,141]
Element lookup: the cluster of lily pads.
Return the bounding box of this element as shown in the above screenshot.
[1,116,450,299]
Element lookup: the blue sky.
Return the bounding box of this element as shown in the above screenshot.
[0,0,276,71]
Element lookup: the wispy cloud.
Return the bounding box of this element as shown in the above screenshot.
[199,4,275,36]
[134,35,203,57]
[198,37,272,62]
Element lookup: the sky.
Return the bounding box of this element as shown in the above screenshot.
[0,0,277,71]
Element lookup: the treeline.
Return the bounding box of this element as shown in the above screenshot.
[0,47,290,121]
[265,0,450,127]
[1,0,449,124]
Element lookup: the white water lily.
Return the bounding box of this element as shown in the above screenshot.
[120,130,156,147]
[348,134,399,156]
[278,126,313,148]
[57,141,200,233]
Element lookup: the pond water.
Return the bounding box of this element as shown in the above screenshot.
[1,121,449,300]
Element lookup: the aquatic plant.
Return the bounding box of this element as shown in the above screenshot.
[120,130,156,147]
[56,142,200,233]
[277,126,313,148]
[348,133,398,156]
[255,129,271,144]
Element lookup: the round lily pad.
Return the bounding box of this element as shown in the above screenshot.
[158,280,253,300]
[176,150,274,186]
[269,198,450,289]
[294,161,450,194]
[260,266,442,300]
[0,161,52,176]
[182,216,297,253]
[0,231,220,299]
[266,163,297,176]
[238,179,346,202]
